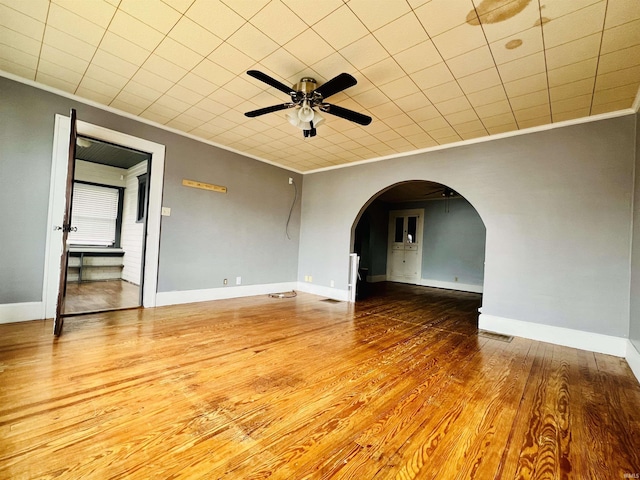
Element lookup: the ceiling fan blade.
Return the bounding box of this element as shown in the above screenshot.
[247,70,294,96]
[320,103,372,126]
[245,103,294,117]
[314,73,357,100]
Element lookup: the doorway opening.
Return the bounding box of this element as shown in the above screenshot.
[44,115,165,319]
[63,136,151,315]
[352,180,486,301]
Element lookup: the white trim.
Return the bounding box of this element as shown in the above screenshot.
[479,313,627,357]
[42,115,69,320]
[296,282,350,302]
[155,282,299,306]
[0,70,303,175]
[348,253,359,303]
[419,278,483,294]
[367,274,387,283]
[632,86,640,112]
[626,340,640,384]
[44,115,165,317]
[0,302,44,324]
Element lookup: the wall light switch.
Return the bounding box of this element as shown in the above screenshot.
[161,207,171,216]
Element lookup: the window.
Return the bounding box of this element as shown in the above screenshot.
[68,182,120,246]
[137,173,147,223]
[407,216,417,244]
[394,217,404,243]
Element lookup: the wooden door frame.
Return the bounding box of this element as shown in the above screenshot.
[386,208,424,284]
[43,115,165,317]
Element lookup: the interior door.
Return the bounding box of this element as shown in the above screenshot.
[387,209,423,284]
[53,108,78,336]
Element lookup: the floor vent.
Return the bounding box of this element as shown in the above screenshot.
[321,299,342,304]
[478,330,513,342]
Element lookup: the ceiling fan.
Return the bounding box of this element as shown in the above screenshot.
[244,70,372,138]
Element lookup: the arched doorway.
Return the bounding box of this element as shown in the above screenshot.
[351,180,486,301]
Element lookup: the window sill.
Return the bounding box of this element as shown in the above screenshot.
[68,247,125,254]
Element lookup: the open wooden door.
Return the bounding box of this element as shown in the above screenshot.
[53,109,78,336]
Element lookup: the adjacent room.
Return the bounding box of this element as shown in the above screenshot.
[1,0,639,478]
[64,136,150,314]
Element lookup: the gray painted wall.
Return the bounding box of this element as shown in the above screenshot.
[630,110,640,351]
[404,197,485,286]
[0,76,302,304]
[299,115,635,337]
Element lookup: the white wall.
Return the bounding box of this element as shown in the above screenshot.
[74,160,126,187]
[299,115,635,339]
[120,161,147,285]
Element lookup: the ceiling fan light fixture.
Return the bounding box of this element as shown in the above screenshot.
[286,111,300,127]
[312,111,325,128]
[76,137,92,148]
[286,109,325,134]
[298,100,314,122]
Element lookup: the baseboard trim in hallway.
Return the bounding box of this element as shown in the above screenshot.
[479,313,627,357]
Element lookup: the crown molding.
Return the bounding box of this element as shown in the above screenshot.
[306,107,637,174]
[632,84,640,113]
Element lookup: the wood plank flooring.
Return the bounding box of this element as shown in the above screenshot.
[1,283,639,479]
[64,279,140,314]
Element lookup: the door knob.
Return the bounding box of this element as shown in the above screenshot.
[54,225,77,232]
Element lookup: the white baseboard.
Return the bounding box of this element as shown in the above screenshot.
[367,274,387,283]
[295,282,350,301]
[0,302,45,324]
[627,340,640,384]
[155,282,299,307]
[420,278,483,294]
[479,313,627,357]
[362,275,483,293]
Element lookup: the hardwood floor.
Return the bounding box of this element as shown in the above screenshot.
[1,283,639,479]
[64,279,140,314]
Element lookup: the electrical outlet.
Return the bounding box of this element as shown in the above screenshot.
[288,177,293,184]
[223,278,228,285]
[330,280,334,288]
[304,275,309,282]
[309,276,312,283]
[236,276,241,285]
[161,207,171,216]
[455,276,458,282]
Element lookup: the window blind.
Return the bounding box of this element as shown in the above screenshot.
[68,183,119,246]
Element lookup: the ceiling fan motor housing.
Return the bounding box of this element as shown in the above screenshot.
[292,77,324,107]
[295,78,317,94]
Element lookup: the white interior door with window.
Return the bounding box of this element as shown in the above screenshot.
[387,209,424,284]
